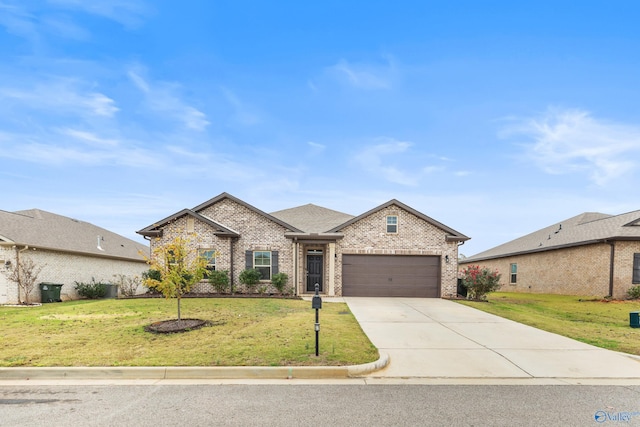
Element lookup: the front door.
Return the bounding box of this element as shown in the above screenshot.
[306,252,323,292]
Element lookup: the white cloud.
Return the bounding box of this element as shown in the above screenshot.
[48,0,152,28]
[0,78,118,117]
[326,58,395,90]
[221,87,261,126]
[307,141,326,155]
[354,138,418,186]
[504,108,640,186]
[127,67,210,131]
[58,128,119,147]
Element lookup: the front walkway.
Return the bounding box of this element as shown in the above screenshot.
[344,297,640,379]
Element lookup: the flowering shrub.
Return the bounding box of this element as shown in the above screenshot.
[460,265,501,300]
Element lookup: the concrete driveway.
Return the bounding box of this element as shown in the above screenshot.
[345,297,640,380]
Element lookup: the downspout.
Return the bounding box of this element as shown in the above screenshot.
[608,241,615,298]
[229,237,235,294]
[294,238,299,296]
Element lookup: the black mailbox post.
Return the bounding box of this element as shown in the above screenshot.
[312,283,322,356]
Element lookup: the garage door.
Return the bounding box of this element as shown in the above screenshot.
[342,255,440,297]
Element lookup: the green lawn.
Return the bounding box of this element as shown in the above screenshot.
[457,292,640,355]
[0,298,379,367]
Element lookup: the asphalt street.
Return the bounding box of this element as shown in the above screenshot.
[2,384,640,426]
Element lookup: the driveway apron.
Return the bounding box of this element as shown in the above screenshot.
[345,297,640,379]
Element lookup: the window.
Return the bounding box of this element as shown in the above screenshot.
[386,215,398,233]
[245,250,279,280]
[510,263,517,284]
[254,251,271,280]
[633,253,640,284]
[199,249,216,278]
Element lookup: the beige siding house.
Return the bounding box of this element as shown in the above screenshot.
[0,209,149,304]
[459,211,640,298]
[137,193,469,298]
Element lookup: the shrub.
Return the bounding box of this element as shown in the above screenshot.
[112,274,141,297]
[208,270,230,294]
[142,269,162,294]
[460,265,501,300]
[271,272,289,295]
[627,285,640,300]
[74,279,107,299]
[239,268,262,294]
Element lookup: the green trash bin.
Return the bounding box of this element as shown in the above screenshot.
[630,312,640,328]
[39,283,63,303]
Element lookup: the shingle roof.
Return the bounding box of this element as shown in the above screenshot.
[465,210,640,262]
[270,204,354,233]
[0,209,147,261]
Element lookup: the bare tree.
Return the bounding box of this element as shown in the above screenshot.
[5,257,43,305]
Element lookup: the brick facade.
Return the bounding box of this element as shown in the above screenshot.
[150,198,294,295]
[334,205,460,297]
[460,241,640,298]
[149,198,463,298]
[0,246,148,304]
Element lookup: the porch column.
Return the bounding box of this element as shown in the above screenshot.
[328,242,336,296]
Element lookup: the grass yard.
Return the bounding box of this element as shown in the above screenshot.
[457,292,640,355]
[0,298,379,367]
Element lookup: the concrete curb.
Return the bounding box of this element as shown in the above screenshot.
[0,353,389,381]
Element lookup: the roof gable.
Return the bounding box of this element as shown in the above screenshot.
[137,208,240,237]
[328,199,469,241]
[137,192,304,237]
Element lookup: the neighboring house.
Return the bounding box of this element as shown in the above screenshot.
[137,192,469,298]
[459,210,640,298]
[0,209,149,304]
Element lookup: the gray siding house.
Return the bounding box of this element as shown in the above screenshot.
[137,193,469,298]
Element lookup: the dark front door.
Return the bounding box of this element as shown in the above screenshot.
[306,254,323,292]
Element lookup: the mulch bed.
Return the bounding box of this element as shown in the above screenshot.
[126,293,301,300]
[144,318,212,334]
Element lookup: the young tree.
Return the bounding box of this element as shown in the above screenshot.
[142,235,208,321]
[5,257,43,305]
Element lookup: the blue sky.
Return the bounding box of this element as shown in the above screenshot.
[2,1,640,256]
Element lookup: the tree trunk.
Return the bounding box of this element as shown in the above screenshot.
[177,297,181,321]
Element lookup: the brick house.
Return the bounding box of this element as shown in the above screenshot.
[0,209,149,304]
[459,211,640,298]
[137,193,469,298]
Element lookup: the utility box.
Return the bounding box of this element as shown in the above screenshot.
[104,284,119,299]
[39,283,63,303]
[630,312,640,328]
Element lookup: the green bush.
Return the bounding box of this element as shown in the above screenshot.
[460,265,501,300]
[627,285,640,300]
[239,268,262,294]
[271,272,289,295]
[208,270,230,294]
[74,279,107,299]
[142,269,162,294]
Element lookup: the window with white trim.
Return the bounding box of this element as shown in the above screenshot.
[386,215,398,233]
[510,263,517,284]
[254,251,271,280]
[199,249,216,278]
[633,253,640,284]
